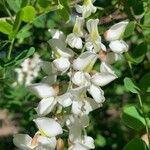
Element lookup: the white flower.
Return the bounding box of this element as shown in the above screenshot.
[69,136,95,150]
[70,86,100,115]
[48,39,74,72]
[76,0,97,18]
[29,83,72,116]
[49,39,74,58]
[86,19,106,53]
[53,57,70,73]
[66,115,89,143]
[48,29,66,41]
[35,92,72,116]
[29,83,57,99]
[66,17,84,49]
[109,40,129,53]
[73,52,98,72]
[104,21,128,41]
[33,117,63,137]
[13,133,56,150]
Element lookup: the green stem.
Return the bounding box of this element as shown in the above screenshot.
[7,39,15,60]
[127,60,150,148]
[137,94,150,149]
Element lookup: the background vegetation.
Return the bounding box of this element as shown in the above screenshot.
[0,0,150,149]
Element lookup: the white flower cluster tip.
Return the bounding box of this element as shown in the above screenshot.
[13,53,41,86]
[13,1,129,150]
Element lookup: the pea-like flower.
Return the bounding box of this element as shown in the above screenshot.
[104,21,129,41]
[76,0,97,18]
[66,17,84,49]
[13,118,62,150]
[86,19,106,53]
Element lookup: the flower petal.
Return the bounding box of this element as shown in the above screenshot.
[29,83,56,99]
[88,84,105,103]
[13,134,32,149]
[48,29,66,41]
[38,136,56,150]
[91,72,117,86]
[53,57,70,72]
[48,39,74,58]
[73,52,97,72]
[35,97,57,116]
[33,117,63,137]
[72,71,90,87]
[104,21,128,41]
[57,93,72,107]
[82,136,95,149]
[66,33,83,49]
[100,62,115,74]
[42,75,57,86]
[105,52,122,64]
[109,40,128,53]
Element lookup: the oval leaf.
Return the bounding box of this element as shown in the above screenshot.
[122,105,145,131]
[123,138,148,150]
[124,77,140,94]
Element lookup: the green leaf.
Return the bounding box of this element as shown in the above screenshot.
[0,21,13,35]
[124,77,140,94]
[37,0,51,8]
[139,72,150,92]
[6,0,21,13]
[123,21,135,38]
[21,6,36,23]
[58,0,70,22]
[15,47,35,65]
[123,138,148,150]
[122,105,146,131]
[132,43,147,64]
[5,47,35,67]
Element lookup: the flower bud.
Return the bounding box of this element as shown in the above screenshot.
[57,138,64,150]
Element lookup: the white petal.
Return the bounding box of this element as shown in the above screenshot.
[48,29,66,41]
[33,117,63,137]
[38,136,56,150]
[91,72,117,86]
[104,21,128,41]
[71,101,83,115]
[73,52,97,72]
[35,97,57,116]
[75,5,83,13]
[72,71,90,87]
[13,134,32,150]
[83,136,95,149]
[57,93,72,107]
[68,144,87,150]
[66,33,83,49]
[53,57,70,72]
[80,115,89,127]
[49,39,74,58]
[88,84,105,103]
[28,83,56,99]
[100,62,115,74]
[109,40,129,53]
[84,97,100,114]
[73,16,84,37]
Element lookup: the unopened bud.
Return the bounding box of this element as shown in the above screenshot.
[141,134,149,146]
[57,138,64,150]
[99,51,107,61]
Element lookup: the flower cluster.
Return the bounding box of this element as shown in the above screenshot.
[13,0,129,149]
[13,53,41,86]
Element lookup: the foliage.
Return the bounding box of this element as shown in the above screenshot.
[0,0,150,150]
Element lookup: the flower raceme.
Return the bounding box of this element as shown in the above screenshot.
[13,1,129,150]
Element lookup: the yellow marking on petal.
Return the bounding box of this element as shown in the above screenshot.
[39,129,47,137]
[83,60,96,73]
[84,0,92,5]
